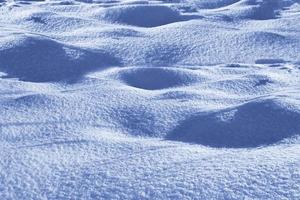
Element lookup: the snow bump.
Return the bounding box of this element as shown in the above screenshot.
[167,98,300,148]
[94,5,183,27]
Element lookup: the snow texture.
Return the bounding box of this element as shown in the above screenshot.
[0,0,300,199]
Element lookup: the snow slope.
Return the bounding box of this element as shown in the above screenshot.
[0,0,300,199]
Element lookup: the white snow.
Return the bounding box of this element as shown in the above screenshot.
[0,0,300,199]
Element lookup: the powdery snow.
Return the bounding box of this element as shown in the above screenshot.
[0,0,300,199]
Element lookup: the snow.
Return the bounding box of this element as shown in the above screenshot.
[0,0,300,199]
[94,5,183,27]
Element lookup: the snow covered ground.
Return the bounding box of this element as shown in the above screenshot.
[0,0,300,199]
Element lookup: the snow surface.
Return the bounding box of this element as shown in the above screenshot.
[0,0,300,199]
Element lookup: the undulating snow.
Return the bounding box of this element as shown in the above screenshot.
[0,0,300,199]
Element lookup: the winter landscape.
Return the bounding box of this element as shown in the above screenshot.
[0,0,300,199]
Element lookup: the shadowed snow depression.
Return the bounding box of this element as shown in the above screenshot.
[0,0,300,199]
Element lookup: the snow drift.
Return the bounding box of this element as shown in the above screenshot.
[0,0,300,199]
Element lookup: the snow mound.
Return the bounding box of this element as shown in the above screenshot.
[94,5,183,27]
[207,73,276,95]
[8,9,93,33]
[167,98,300,148]
[224,0,300,20]
[12,94,61,108]
[116,67,202,90]
[188,0,240,9]
[0,36,119,82]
